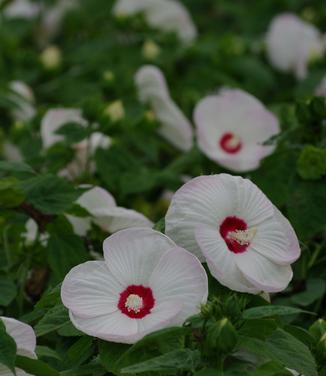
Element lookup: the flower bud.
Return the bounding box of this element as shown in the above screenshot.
[40,45,62,70]
[104,100,125,122]
[206,318,238,353]
[142,40,161,60]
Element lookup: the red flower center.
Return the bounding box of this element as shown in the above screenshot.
[219,216,249,253]
[219,132,242,154]
[118,285,155,319]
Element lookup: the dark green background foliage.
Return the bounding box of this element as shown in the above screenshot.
[0,0,326,375]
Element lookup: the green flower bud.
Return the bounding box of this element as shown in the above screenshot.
[206,318,238,353]
[297,145,326,180]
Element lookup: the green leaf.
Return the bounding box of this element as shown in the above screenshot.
[21,174,81,215]
[99,341,130,375]
[47,232,88,282]
[65,336,94,367]
[290,278,326,307]
[120,349,201,374]
[242,305,315,319]
[288,179,326,239]
[252,361,292,376]
[36,346,62,361]
[55,122,89,144]
[34,304,70,337]
[15,356,60,376]
[0,276,17,306]
[0,161,36,179]
[266,329,317,376]
[0,177,25,208]
[0,319,17,374]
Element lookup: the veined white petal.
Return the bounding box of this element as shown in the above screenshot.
[0,317,36,358]
[77,186,116,213]
[165,175,237,261]
[92,206,153,233]
[69,310,138,344]
[149,246,208,322]
[103,228,176,286]
[195,226,259,293]
[61,261,123,318]
[235,250,293,293]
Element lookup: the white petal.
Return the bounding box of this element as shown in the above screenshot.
[69,310,138,344]
[3,0,40,19]
[136,301,182,340]
[77,186,116,214]
[113,0,197,44]
[88,132,111,154]
[149,246,208,322]
[135,65,193,151]
[0,365,32,376]
[195,226,259,293]
[103,228,176,286]
[234,177,274,226]
[249,207,300,266]
[61,261,123,318]
[65,215,92,237]
[2,142,23,163]
[235,251,293,293]
[165,175,237,261]
[0,317,36,358]
[92,206,153,233]
[41,108,87,149]
[266,13,325,79]
[194,89,279,172]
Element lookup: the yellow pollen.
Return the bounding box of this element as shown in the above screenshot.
[228,227,257,245]
[226,135,241,148]
[125,294,143,313]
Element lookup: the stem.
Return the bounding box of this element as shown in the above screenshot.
[19,202,54,233]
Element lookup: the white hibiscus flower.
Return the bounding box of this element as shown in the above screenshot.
[165,174,301,294]
[61,227,208,344]
[194,88,280,172]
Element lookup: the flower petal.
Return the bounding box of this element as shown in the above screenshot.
[103,228,176,286]
[149,246,208,322]
[77,186,116,213]
[165,175,237,261]
[195,226,259,293]
[61,261,123,318]
[93,206,153,233]
[235,251,293,293]
[41,108,87,149]
[69,310,138,344]
[0,317,36,358]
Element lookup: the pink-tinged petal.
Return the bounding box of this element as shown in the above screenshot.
[135,65,194,151]
[0,317,36,358]
[77,186,116,213]
[165,175,238,261]
[195,226,259,293]
[149,246,208,322]
[41,108,87,149]
[92,206,153,233]
[69,310,138,344]
[235,251,293,293]
[194,89,279,172]
[103,228,176,286]
[61,261,123,318]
